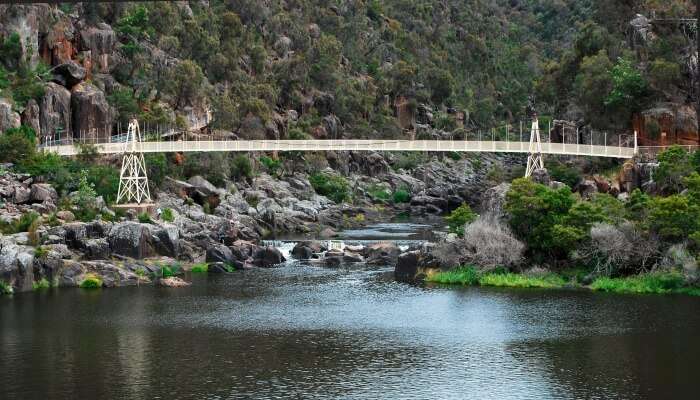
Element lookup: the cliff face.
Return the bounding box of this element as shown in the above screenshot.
[0,1,696,144]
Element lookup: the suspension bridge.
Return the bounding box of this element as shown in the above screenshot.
[39,118,639,205]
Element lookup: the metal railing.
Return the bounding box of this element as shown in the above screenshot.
[39,138,636,158]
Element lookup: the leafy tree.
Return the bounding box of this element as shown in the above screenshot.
[505,178,576,257]
[574,51,613,127]
[625,189,651,222]
[655,145,693,194]
[649,195,700,242]
[165,60,205,109]
[0,126,35,164]
[604,57,648,112]
[648,59,681,92]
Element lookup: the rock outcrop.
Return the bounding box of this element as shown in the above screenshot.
[70,83,113,140]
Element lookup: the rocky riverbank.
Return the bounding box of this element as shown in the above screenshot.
[0,151,523,294]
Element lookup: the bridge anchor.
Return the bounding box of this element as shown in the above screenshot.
[116,119,152,204]
[525,117,545,178]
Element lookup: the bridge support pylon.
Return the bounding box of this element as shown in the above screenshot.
[525,117,545,178]
[116,119,151,204]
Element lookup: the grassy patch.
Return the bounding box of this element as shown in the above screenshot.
[79,274,103,289]
[191,263,208,273]
[137,212,152,224]
[479,272,566,289]
[590,272,695,295]
[427,266,479,285]
[427,266,566,289]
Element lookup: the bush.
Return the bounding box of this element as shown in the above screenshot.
[393,188,411,203]
[137,212,152,224]
[576,222,658,276]
[191,263,208,273]
[259,155,282,176]
[310,172,349,203]
[445,203,477,236]
[32,278,50,290]
[655,145,693,194]
[0,280,13,295]
[79,274,103,289]
[548,163,581,187]
[461,214,525,269]
[230,154,253,181]
[161,207,174,222]
[159,263,181,278]
[367,184,391,202]
[0,127,36,164]
[34,246,48,259]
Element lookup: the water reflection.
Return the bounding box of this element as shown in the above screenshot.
[1,266,699,399]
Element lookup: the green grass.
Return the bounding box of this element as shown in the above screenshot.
[427,266,479,285]
[590,272,697,295]
[79,274,103,289]
[191,263,208,273]
[137,212,152,224]
[32,278,50,290]
[479,272,567,289]
[427,266,567,289]
[158,263,181,278]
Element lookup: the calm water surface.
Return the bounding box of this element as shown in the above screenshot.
[1,223,699,399]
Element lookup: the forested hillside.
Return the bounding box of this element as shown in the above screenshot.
[0,1,696,143]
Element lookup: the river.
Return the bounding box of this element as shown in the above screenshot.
[1,221,699,399]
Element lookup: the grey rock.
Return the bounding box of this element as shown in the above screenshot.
[52,61,86,88]
[83,238,110,260]
[40,83,72,141]
[0,98,21,133]
[71,83,114,141]
[107,222,153,259]
[30,183,58,203]
[205,244,234,264]
[253,246,285,268]
[13,186,31,204]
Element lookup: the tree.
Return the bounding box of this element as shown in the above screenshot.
[649,59,681,92]
[505,178,576,257]
[649,195,700,242]
[574,51,613,127]
[166,60,205,109]
[605,57,648,112]
[655,145,693,193]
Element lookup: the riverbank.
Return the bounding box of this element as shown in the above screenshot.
[426,266,700,296]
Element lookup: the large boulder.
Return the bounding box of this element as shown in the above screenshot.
[205,244,234,264]
[40,82,72,140]
[71,82,114,141]
[149,225,180,258]
[253,246,286,267]
[83,238,110,260]
[395,251,422,282]
[0,240,35,292]
[107,222,153,259]
[480,183,510,217]
[363,242,401,266]
[0,98,20,133]
[290,241,326,260]
[30,183,58,203]
[52,61,86,88]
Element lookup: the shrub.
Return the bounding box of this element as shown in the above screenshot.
[460,214,525,269]
[310,172,349,203]
[393,188,411,203]
[0,280,13,295]
[34,246,48,259]
[79,274,103,289]
[576,222,659,276]
[0,127,36,164]
[548,163,581,187]
[230,154,253,181]
[159,263,181,278]
[0,212,40,234]
[137,212,152,224]
[191,263,208,273]
[367,184,391,202]
[649,195,699,242]
[259,155,282,176]
[161,207,174,222]
[32,278,50,290]
[445,203,477,236]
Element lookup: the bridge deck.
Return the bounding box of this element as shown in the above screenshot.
[40,140,636,159]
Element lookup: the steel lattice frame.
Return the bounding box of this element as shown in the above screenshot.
[525,117,545,178]
[116,120,151,204]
